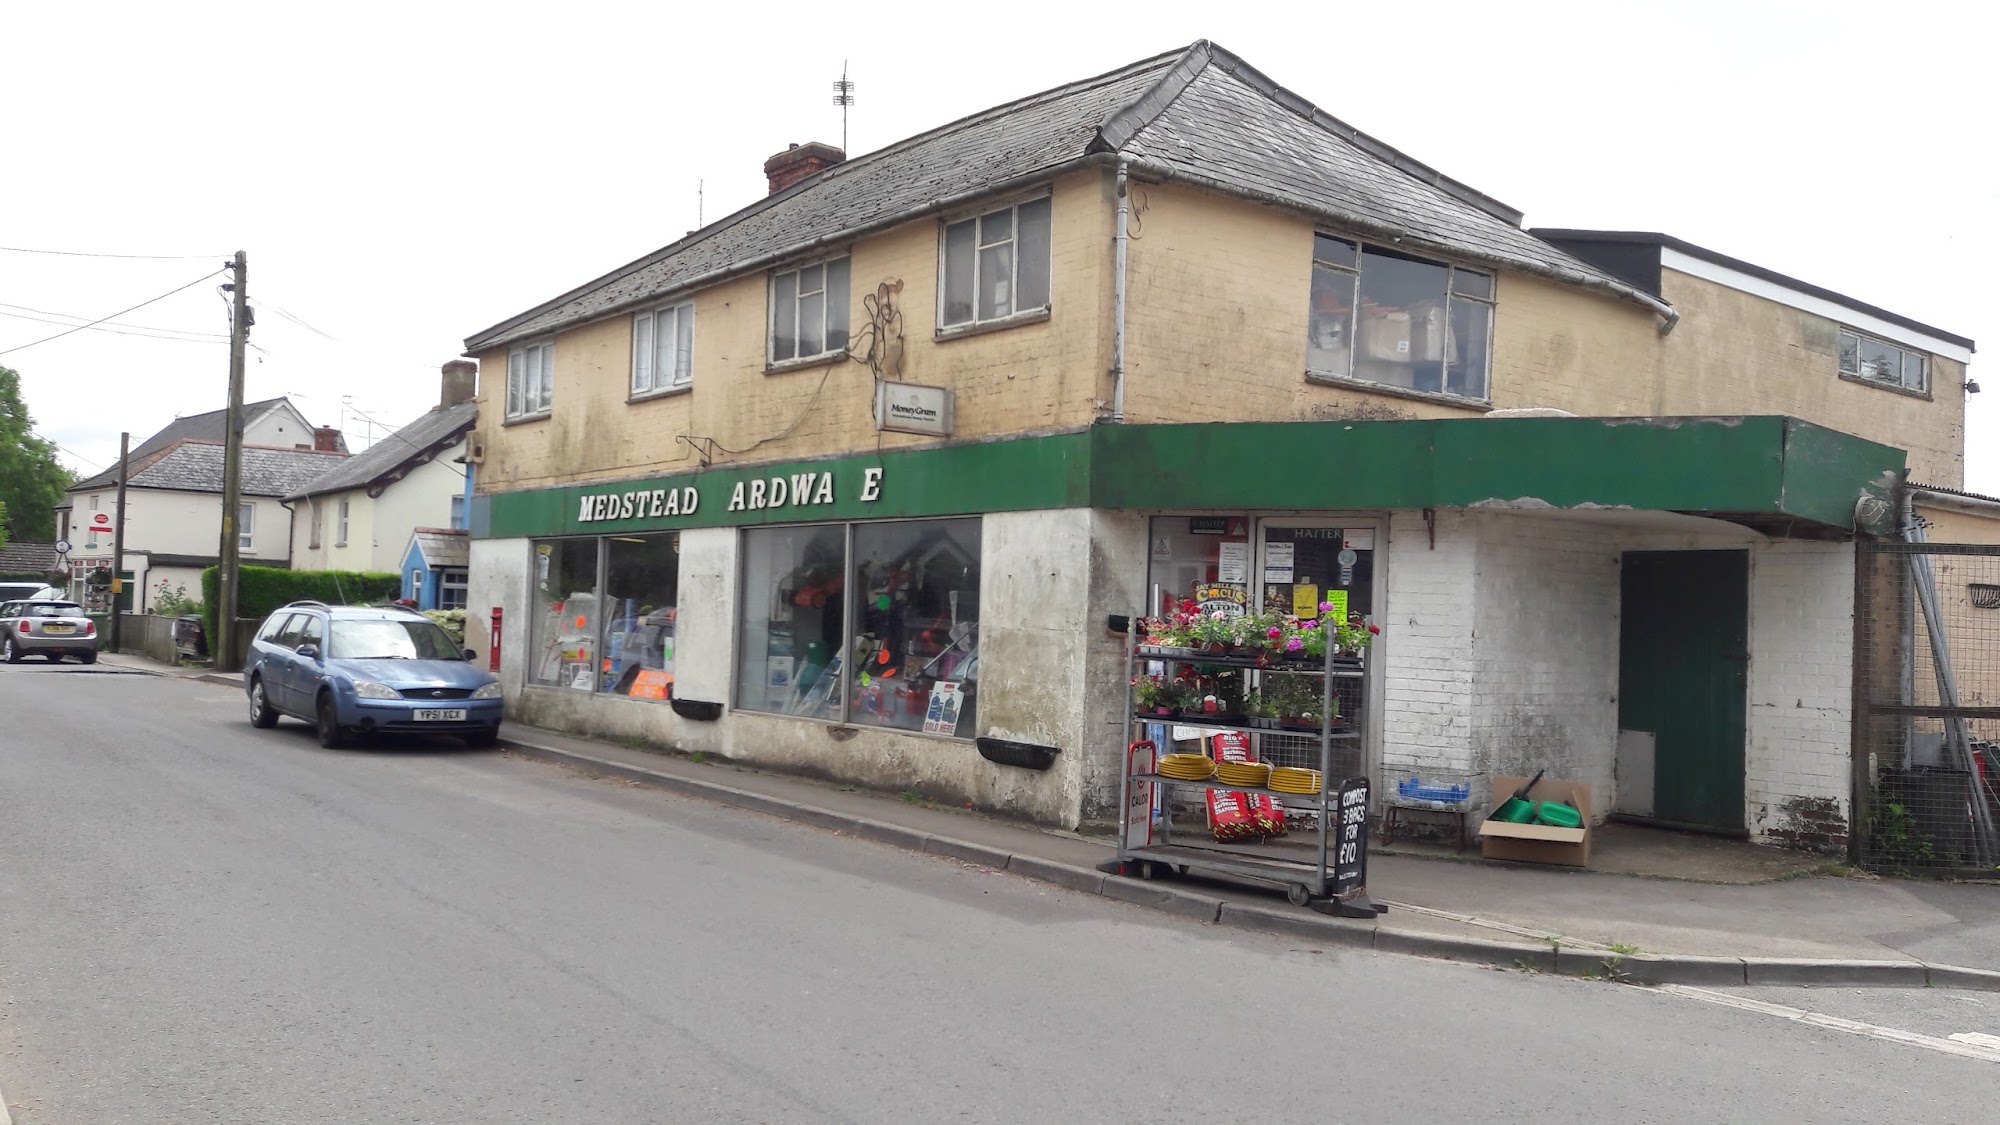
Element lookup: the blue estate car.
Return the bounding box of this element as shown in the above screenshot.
[244,601,502,748]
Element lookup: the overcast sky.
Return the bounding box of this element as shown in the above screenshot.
[4,0,1992,494]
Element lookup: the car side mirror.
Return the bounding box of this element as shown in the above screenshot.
[463,648,477,662]
[296,643,321,660]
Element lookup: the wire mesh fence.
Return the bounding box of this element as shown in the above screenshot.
[1854,540,2000,875]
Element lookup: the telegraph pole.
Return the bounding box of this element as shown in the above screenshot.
[216,251,249,670]
[110,431,129,650]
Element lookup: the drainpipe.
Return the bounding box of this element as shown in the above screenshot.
[1110,160,1130,423]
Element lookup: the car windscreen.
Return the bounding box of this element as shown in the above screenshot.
[326,618,461,660]
[26,604,84,618]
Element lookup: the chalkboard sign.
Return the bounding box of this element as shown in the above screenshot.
[1332,776,1370,898]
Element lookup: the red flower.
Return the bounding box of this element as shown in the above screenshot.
[1367,624,1381,634]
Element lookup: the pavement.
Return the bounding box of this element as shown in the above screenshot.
[100,648,2000,990]
[7,661,2000,1123]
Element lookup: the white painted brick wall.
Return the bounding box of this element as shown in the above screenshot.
[1744,541,1856,848]
[1469,514,1622,817]
[1381,510,1479,779]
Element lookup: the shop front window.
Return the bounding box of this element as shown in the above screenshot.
[737,524,848,717]
[735,518,983,736]
[849,519,981,735]
[600,533,679,702]
[532,538,600,690]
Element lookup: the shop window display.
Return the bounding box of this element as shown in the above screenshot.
[848,519,981,735]
[737,524,849,716]
[532,539,601,690]
[599,533,679,702]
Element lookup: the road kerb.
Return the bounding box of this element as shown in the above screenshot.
[1,1078,10,1125]
[497,734,1989,991]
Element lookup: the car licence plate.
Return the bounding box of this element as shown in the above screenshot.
[43,624,73,634]
[412,708,468,722]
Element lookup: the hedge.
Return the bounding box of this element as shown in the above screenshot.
[201,565,403,639]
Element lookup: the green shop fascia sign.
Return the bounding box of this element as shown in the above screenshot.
[473,417,1904,540]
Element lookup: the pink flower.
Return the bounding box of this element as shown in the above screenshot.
[1266,626,1282,639]
[1301,620,1316,630]
[1319,601,1335,613]
[1285,637,1303,652]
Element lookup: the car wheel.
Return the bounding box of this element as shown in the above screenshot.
[79,651,97,665]
[247,677,279,728]
[2,637,20,664]
[315,692,347,749]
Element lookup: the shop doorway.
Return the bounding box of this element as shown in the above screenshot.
[1618,550,1748,834]
[1256,519,1377,779]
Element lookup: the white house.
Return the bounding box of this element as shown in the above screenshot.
[285,362,478,588]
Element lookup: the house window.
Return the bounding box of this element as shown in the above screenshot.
[632,301,695,394]
[449,494,467,530]
[439,568,469,611]
[735,518,982,736]
[1839,330,1928,394]
[238,502,254,551]
[506,340,555,418]
[940,195,1052,330]
[336,499,350,547]
[1307,235,1493,401]
[89,495,99,510]
[769,257,850,365]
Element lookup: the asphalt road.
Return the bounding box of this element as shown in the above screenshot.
[1,664,1995,1124]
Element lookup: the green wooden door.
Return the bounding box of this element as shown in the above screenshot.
[1619,550,1748,833]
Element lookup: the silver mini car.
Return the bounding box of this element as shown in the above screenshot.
[1,599,100,663]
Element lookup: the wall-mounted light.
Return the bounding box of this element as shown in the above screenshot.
[1967,378,1982,394]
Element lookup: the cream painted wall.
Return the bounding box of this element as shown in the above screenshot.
[290,444,467,574]
[67,490,294,564]
[472,169,1113,493]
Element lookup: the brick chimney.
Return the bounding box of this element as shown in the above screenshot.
[313,426,343,452]
[763,142,844,195]
[441,359,478,408]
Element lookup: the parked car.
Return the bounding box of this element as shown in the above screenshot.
[1,599,100,663]
[243,600,502,749]
[0,582,61,603]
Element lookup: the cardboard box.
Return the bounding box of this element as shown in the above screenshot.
[1359,310,1412,362]
[1478,775,1593,867]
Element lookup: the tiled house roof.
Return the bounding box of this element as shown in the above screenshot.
[465,40,1670,353]
[284,402,476,501]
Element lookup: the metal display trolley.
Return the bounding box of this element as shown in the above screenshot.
[1100,616,1382,917]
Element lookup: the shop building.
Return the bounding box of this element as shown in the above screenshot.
[461,42,1975,844]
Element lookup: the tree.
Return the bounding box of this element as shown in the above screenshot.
[0,366,75,543]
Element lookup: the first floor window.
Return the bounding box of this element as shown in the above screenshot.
[1308,234,1493,401]
[769,257,850,364]
[239,502,254,550]
[632,302,695,394]
[507,340,555,418]
[1839,330,1928,394]
[449,494,467,530]
[941,194,1052,330]
[735,518,982,736]
[439,568,469,610]
[336,499,350,547]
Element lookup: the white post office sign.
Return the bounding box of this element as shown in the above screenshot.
[874,381,954,437]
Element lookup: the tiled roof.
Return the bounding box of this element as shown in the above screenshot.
[465,41,1668,353]
[0,541,58,576]
[124,440,349,497]
[66,397,303,494]
[410,528,469,569]
[285,401,477,501]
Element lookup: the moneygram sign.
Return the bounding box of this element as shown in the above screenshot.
[873,380,954,438]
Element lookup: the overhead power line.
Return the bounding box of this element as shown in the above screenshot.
[0,269,225,357]
[0,304,228,344]
[248,296,339,341]
[0,245,223,260]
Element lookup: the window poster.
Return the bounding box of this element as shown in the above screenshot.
[1216,541,1249,584]
[923,681,966,735]
[1263,541,1295,584]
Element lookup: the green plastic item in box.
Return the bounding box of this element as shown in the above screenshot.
[1532,801,1583,829]
[1491,797,1535,823]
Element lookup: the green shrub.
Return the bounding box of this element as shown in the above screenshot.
[201,566,403,638]
[423,609,467,645]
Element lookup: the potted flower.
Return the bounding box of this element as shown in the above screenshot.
[1133,674,1176,716]
[1190,610,1238,655]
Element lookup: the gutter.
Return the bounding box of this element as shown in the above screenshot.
[1116,155,1683,335]
[1910,485,2000,519]
[467,154,1125,355]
